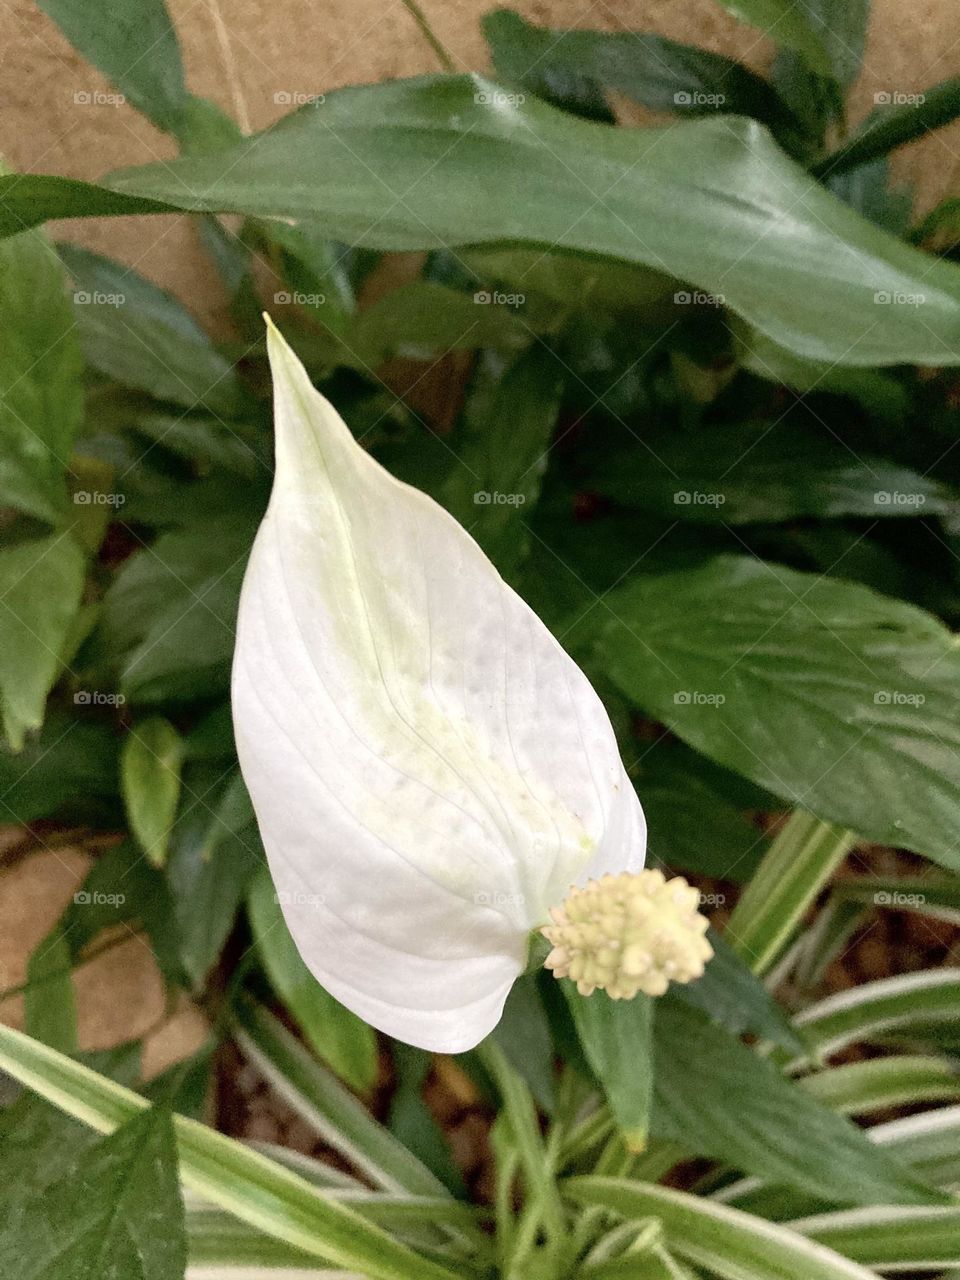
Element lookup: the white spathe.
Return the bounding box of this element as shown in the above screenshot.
[232,320,646,1052]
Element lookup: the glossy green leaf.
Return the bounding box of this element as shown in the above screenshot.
[246,867,378,1093]
[566,986,654,1152]
[0,1104,186,1280]
[5,81,960,364]
[670,932,804,1052]
[484,9,800,136]
[0,228,83,522]
[651,1002,939,1205]
[441,347,563,579]
[586,420,954,524]
[565,1177,877,1280]
[0,712,118,825]
[166,768,262,986]
[121,716,185,867]
[816,76,960,178]
[0,1023,461,1280]
[0,533,86,751]
[595,555,960,872]
[59,244,241,415]
[37,0,187,132]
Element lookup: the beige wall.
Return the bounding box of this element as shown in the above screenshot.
[2,0,959,318]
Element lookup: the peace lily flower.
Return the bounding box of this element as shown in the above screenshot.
[233,319,710,1052]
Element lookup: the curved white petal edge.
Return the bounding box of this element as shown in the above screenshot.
[232,319,646,1052]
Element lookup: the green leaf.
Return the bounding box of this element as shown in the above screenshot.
[441,347,564,579]
[335,280,531,369]
[233,999,450,1199]
[794,0,869,89]
[565,1177,879,1280]
[712,0,833,77]
[0,1023,462,1280]
[24,927,78,1053]
[791,1203,960,1269]
[246,866,378,1093]
[7,81,960,365]
[726,812,855,974]
[0,533,86,751]
[595,555,960,872]
[99,508,256,705]
[670,931,804,1052]
[815,76,960,178]
[65,840,184,984]
[0,228,83,522]
[166,768,262,986]
[37,0,188,134]
[586,420,954,524]
[121,716,185,867]
[59,244,241,415]
[0,1104,186,1280]
[492,975,556,1113]
[651,1002,940,1205]
[484,9,801,137]
[387,1044,466,1196]
[792,969,960,1060]
[802,1056,960,1115]
[0,711,118,824]
[565,986,654,1151]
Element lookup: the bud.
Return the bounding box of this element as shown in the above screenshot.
[542,869,712,999]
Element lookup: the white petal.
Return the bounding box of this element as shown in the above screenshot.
[232,320,645,1051]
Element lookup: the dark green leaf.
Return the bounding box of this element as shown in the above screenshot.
[491,974,556,1113]
[484,9,801,140]
[596,555,960,872]
[0,1104,186,1279]
[442,347,563,579]
[387,1043,465,1196]
[37,0,188,133]
[671,932,804,1052]
[0,712,118,825]
[566,985,654,1151]
[59,243,241,415]
[0,228,83,522]
[166,768,262,986]
[652,1002,941,1205]
[586,421,953,523]
[0,533,86,751]
[24,927,78,1053]
[815,77,960,178]
[6,80,960,364]
[247,866,378,1093]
